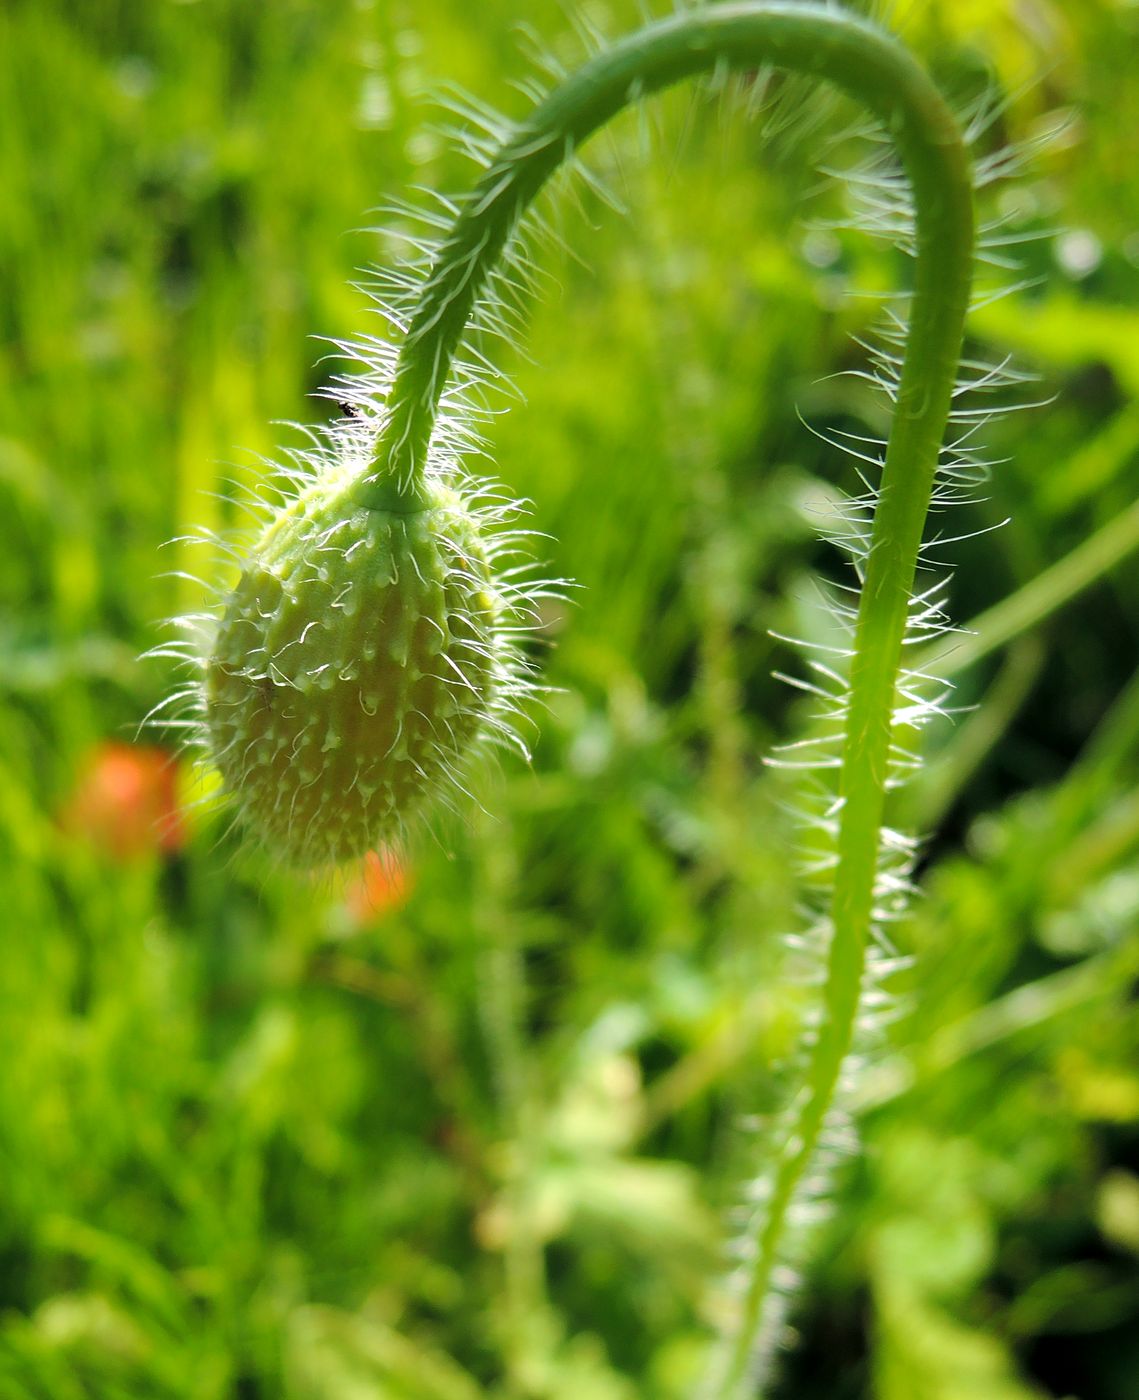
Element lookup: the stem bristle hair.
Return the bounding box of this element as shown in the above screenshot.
[148,3,1040,1393]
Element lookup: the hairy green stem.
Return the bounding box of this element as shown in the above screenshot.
[362,4,973,1391]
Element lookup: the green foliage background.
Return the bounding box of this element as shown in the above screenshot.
[3,1,1139,1396]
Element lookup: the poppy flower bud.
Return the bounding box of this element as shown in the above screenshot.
[204,469,506,866]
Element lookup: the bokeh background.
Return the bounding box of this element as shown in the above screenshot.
[4,1,1139,1396]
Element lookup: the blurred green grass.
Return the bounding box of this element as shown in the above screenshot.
[3,1,1139,1396]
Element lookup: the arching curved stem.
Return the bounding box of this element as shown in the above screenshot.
[361,3,974,1392]
[360,3,971,511]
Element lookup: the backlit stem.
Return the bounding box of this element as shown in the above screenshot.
[363,4,973,1391]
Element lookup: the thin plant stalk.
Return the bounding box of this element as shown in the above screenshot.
[351,4,974,1389]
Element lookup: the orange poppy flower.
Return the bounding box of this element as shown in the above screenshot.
[62,741,186,860]
[343,848,412,924]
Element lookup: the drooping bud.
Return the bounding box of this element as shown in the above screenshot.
[203,467,509,866]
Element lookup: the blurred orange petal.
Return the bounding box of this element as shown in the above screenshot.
[61,741,186,861]
[344,849,412,925]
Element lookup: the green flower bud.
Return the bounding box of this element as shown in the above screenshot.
[202,466,516,866]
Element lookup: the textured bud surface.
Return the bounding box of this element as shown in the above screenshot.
[205,472,500,866]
